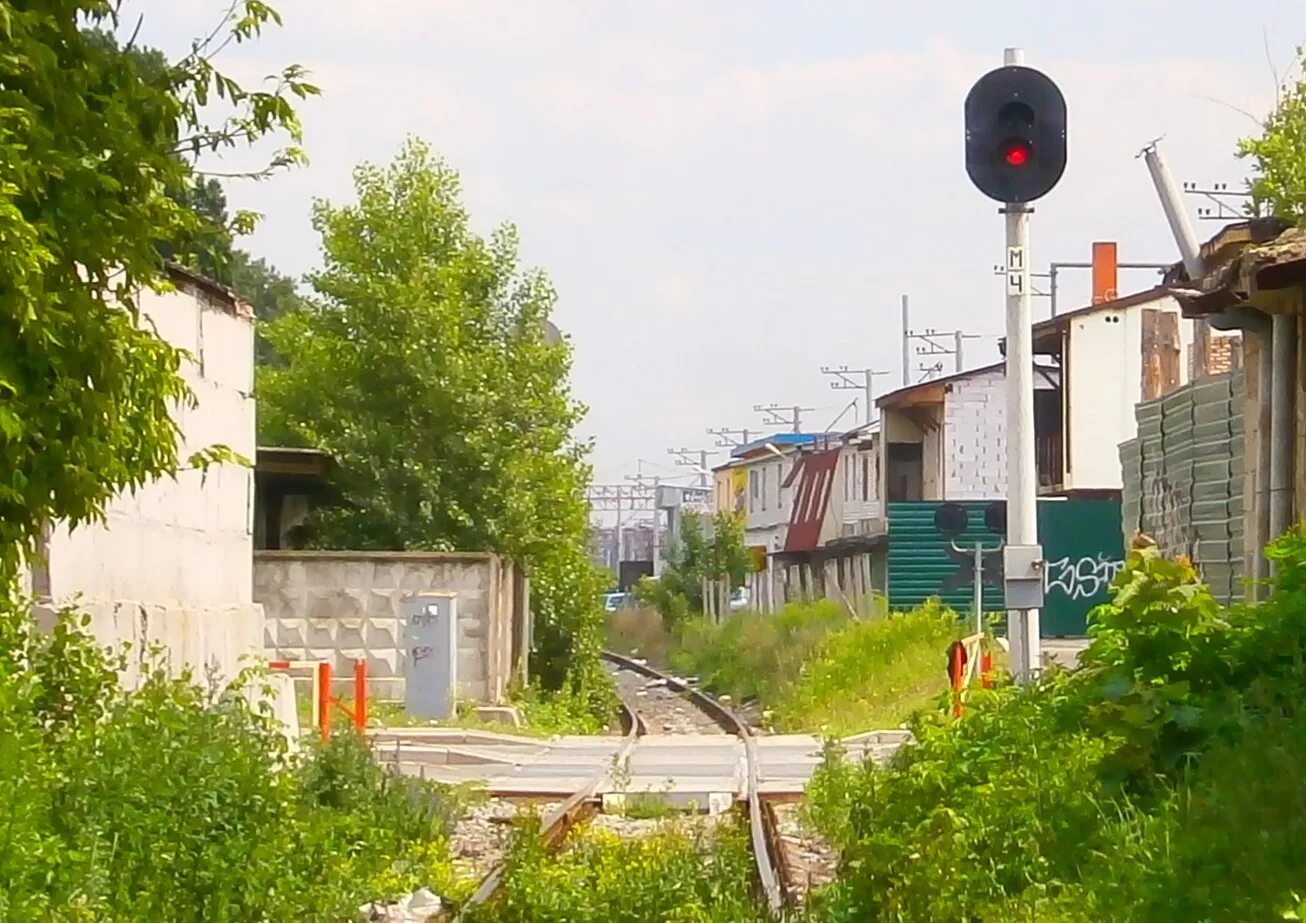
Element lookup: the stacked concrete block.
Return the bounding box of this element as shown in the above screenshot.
[943,371,1008,500]
[255,551,518,703]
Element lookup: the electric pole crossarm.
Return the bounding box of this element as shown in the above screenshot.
[820,366,890,425]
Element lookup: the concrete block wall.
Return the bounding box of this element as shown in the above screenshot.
[254,551,521,703]
[943,369,1007,499]
[37,275,260,686]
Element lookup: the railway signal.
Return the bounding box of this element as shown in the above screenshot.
[964,60,1067,204]
[964,49,1066,683]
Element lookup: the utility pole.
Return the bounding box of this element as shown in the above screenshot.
[754,403,813,434]
[706,426,752,449]
[820,365,890,425]
[996,260,1169,316]
[668,447,712,488]
[904,326,981,381]
[1182,179,1256,223]
[625,462,662,575]
[585,484,654,571]
[901,294,910,385]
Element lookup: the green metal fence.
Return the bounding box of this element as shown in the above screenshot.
[887,498,1125,637]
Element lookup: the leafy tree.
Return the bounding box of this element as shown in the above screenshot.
[258,138,609,709]
[1240,44,1306,223]
[0,1,315,580]
[636,511,751,623]
[231,250,309,365]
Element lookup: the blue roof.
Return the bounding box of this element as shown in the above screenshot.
[730,433,821,458]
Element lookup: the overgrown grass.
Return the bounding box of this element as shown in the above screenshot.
[0,598,474,921]
[465,815,771,922]
[610,600,963,735]
[802,533,1306,921]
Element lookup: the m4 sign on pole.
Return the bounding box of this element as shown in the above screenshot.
[1006,246,1027,297]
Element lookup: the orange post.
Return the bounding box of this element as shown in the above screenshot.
[353,658,368,732]
[316,660,332,743]
[947,641,968,718]
[981,651,994,689]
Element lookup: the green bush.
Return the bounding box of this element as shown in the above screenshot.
[0,597,468,920]
[804,532,1306,921]
[467,816,770,923]
[668,600,961,734]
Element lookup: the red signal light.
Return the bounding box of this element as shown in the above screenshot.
[1003,140,1031,167]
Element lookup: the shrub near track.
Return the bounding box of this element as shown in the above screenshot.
[0,600,470,921]
[803,533,1306,921]
[467,816,770,923]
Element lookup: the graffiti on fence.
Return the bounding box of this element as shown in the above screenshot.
[1044,554,1125,602]
[1143,474,1191,559]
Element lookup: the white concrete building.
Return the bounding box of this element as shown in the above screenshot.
[32,265,262,683]
[1031,287,1237,492]
[835,422,884,538]
[875,285,1239,501]
[877,360,1058,501]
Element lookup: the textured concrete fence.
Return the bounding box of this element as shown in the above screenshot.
[255,551,529,703]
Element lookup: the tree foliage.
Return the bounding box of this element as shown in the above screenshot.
[1240,44,1306,224]
[635,511,750,623]
[0,0,314,578]
[258,138,609,708]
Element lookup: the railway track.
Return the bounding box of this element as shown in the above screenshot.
[452,651,786,920]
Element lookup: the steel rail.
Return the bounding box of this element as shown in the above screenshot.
[452,671,646,920]
[598,650,786,918]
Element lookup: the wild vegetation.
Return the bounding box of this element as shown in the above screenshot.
[1239,43,1306,223]
[802,535,1306,920]
[633,510,751,624]
[0,4,477,918]
[0,0,312,580]
[610,599,962,735]
[0,598,472,919]
[466,816,770,923]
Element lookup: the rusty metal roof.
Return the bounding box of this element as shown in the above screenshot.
[1167,224,1306,316]
[783,448,840,553]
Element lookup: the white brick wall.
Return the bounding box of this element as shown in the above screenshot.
[943,369,1007,500]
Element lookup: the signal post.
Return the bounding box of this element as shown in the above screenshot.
[963,48,1066,683]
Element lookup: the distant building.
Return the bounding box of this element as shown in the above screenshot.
[254,446,335,550]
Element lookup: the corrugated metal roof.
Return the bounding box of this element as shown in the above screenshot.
[783,449,840,552]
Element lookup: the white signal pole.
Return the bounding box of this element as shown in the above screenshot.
[1001,46,1041,682]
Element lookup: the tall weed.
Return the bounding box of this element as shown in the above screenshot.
[0,596,467,921]
[467,816,769,923]
[804,532,1306,920]
[661,600,960,734]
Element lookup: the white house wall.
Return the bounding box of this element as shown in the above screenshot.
[41,282,261,685]
[943,368,1007,499]
[1065,295,1192,491]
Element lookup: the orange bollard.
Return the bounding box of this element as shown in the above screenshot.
[947,641,968,718]
[353,658,368,732]
[981,651,994,689]
[316,661,332,743]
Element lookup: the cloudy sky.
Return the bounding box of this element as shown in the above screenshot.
[125,1,1306,487]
